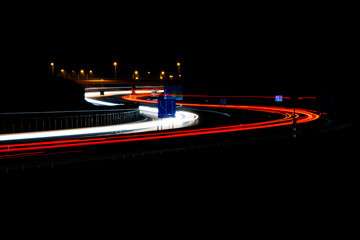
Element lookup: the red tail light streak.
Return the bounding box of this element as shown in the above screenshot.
[0,92,320,158]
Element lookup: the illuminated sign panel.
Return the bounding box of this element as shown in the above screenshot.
[164,86,183,100]
[158,99,176,118]
[275,95,283,102]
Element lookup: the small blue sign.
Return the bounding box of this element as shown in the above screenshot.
[220,97,227,105]
[158,99,176,118]
[164,86,183,100]
[275,95,283,102]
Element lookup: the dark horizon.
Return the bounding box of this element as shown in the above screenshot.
[1,3,355,110]
[7,40,352,98]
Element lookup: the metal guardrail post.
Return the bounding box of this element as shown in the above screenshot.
[0,108,140,134]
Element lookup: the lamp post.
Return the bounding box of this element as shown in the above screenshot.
[177,62,181,80]
[60,69,65,78]
[80,69,85,84]
[133,70,139,81]
[50,62,54,76]
[160,71,165,81]
[113,62,118,80]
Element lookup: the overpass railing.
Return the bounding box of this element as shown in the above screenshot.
[0,108,141,134]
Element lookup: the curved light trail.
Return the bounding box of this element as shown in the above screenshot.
[0,90,320,158]
[0,105,199,142]
[123,93,320,126]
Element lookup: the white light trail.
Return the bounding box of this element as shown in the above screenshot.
[85,91,132,98]
[84,89,164,98]
[85,98,121,106]
[0,105,198,142]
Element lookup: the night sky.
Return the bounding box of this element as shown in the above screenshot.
[2,3,355,98]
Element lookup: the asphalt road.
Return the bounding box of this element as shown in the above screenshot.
[0,89,352,179]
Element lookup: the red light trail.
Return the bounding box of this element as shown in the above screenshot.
[0,93,320,158]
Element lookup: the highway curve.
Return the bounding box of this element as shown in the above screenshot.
[0,91,320,159]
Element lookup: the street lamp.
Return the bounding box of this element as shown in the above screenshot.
[80,69,85,80]
[177,62,181,80]
[160,71,165,80]
[50,62,54,76]
[60,69,65,78]
[133,70,139,80]
[113,62,118,79]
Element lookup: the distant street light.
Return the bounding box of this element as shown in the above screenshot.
[77,69,85,81]
[160,71,165,80]
[113,62,118,79]
[80,69,85,80]
[177,62,181,80]
[60,69,65,78]
[50,62,54,76]
[133,70,139,80]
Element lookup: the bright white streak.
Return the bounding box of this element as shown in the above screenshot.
[85,91,132,98]
[85,98,120,106]
[84,89,164,98]
[0,106,198,142]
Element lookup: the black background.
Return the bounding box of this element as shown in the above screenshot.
[1,4,356,216]
[1,3,356,102]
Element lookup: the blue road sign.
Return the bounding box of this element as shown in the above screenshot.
[275,95,283,102]
[158,99,176,118]
[164,86,183,100]
[220,97,227,105]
